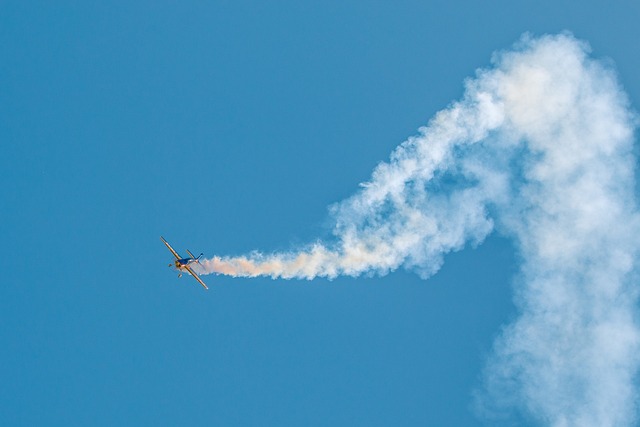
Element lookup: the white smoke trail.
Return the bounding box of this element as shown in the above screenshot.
[200,33,640,425]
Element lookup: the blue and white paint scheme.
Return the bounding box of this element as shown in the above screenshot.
[161,236,208,290]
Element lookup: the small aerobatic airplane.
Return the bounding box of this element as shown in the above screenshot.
[161,236,208,290]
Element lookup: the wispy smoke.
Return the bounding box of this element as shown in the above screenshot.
[200,33,640,425]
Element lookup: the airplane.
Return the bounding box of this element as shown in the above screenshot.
[161,236,208,290]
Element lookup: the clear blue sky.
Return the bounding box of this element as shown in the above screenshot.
[2,1,639,426]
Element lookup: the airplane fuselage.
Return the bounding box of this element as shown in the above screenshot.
[175,258,196,268]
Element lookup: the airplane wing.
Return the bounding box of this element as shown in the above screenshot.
[185,265,209,290]
[161,236,181,260]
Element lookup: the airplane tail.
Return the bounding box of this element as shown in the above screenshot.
[187,249,204,264]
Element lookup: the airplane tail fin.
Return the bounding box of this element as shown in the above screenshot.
[186,249,204,264]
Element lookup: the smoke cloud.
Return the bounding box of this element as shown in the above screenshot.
[200,33,640,425]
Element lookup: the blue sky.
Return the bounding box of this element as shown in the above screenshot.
[2,2,640,426]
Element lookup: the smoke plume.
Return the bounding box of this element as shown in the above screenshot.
[200,33,640,425]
